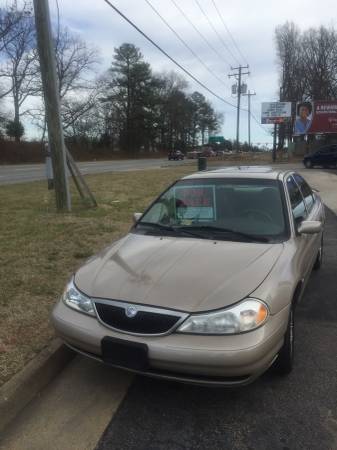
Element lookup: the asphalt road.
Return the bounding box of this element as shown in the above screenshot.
[96,208,337,450]
[0,159,187,185]
[0,159,307,185]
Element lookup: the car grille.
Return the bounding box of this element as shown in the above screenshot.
[94,300,186,335]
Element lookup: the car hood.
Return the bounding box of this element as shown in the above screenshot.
[75,233,284,313]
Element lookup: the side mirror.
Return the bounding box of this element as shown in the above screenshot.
[133,212,142,224]
[298,220,322,235]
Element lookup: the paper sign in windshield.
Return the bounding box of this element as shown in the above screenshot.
[174,185,216,221]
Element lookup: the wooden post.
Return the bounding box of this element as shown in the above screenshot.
[272,123,277,162]
[33,0,71,211]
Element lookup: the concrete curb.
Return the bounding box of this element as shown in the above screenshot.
[0,338,75,433]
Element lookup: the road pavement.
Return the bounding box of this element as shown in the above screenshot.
[0,167,336,450]
[0,159,306,185]
[0,159,188,185]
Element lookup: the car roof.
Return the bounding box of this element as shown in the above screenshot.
[182,166,285,180]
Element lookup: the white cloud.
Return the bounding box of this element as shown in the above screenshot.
[3,0,336,144]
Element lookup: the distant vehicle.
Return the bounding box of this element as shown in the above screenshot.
[303,145,337,168]
[168,150,184,161]
[201,148,216,157]
[215,150,225,156]
[187,150,201,159]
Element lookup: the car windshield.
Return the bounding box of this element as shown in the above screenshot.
[135,178,288,242]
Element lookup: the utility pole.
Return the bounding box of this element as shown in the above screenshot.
[242,90,256,149]
[33,0,71,211]
[272,123,277,162]
[229,65,249,152]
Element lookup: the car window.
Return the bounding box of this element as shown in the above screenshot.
[293,174,315,213]
[138,178,288,241]
[286,176,307,224]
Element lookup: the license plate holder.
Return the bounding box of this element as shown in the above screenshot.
[101,336,148,371]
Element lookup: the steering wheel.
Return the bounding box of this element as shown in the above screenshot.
[239,209,273,223]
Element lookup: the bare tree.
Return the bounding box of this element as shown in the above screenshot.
[28,26,100,140]
[275,22,337,144]
[55,27,100,100]
[0,2,38,140]
[275,22,305,102]
[275,22,337,102]
[302,26,337,100]
[0,1,25,53]
[61,88,100,134]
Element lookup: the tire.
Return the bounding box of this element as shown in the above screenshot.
[274,306,295,375]
[313,235,323,270]
[304,159,313,168]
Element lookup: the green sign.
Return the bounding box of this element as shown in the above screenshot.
[208,136,224,144]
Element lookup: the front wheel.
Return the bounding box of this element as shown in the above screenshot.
[304,159,313,168]
[274,306,294,375]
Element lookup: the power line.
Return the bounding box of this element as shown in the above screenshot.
[250,110,270,135]
[211,0,249,66]
[170,0,231,70]
[194,0,240,66]
[144,0,229,90]
[194,0,267,137]
[103,0,270,137]
[102,0,237,108]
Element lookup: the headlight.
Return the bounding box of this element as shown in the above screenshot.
[62,277,96,317]
[177,299,268,335]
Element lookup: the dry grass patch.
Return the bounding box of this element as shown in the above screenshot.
[0,166,193,385]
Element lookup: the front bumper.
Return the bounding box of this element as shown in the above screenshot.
[51,300,290,386]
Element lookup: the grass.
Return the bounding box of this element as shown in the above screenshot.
[0,165,195,386]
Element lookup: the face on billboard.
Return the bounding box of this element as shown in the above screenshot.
[299,105,310,120]
[294,102,313,135]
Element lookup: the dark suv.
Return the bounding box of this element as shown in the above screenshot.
[303,145,337,168]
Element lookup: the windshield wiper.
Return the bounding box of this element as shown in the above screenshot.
[178,225,269,243]
[137,222,175,232]
[137,222,269,242]
[136,222,206,239]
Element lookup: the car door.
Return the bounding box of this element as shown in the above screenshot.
[293,173,322,270]
[324,146,335,166]
[286,175,313,283]
[331,145,337,166]
[316,147,332,166]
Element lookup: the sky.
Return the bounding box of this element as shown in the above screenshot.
[3,0,337,145]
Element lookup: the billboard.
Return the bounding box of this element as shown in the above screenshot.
[294,101,337,135]
[261,102,292,124]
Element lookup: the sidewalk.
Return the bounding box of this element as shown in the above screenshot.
[0,357,132,450]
